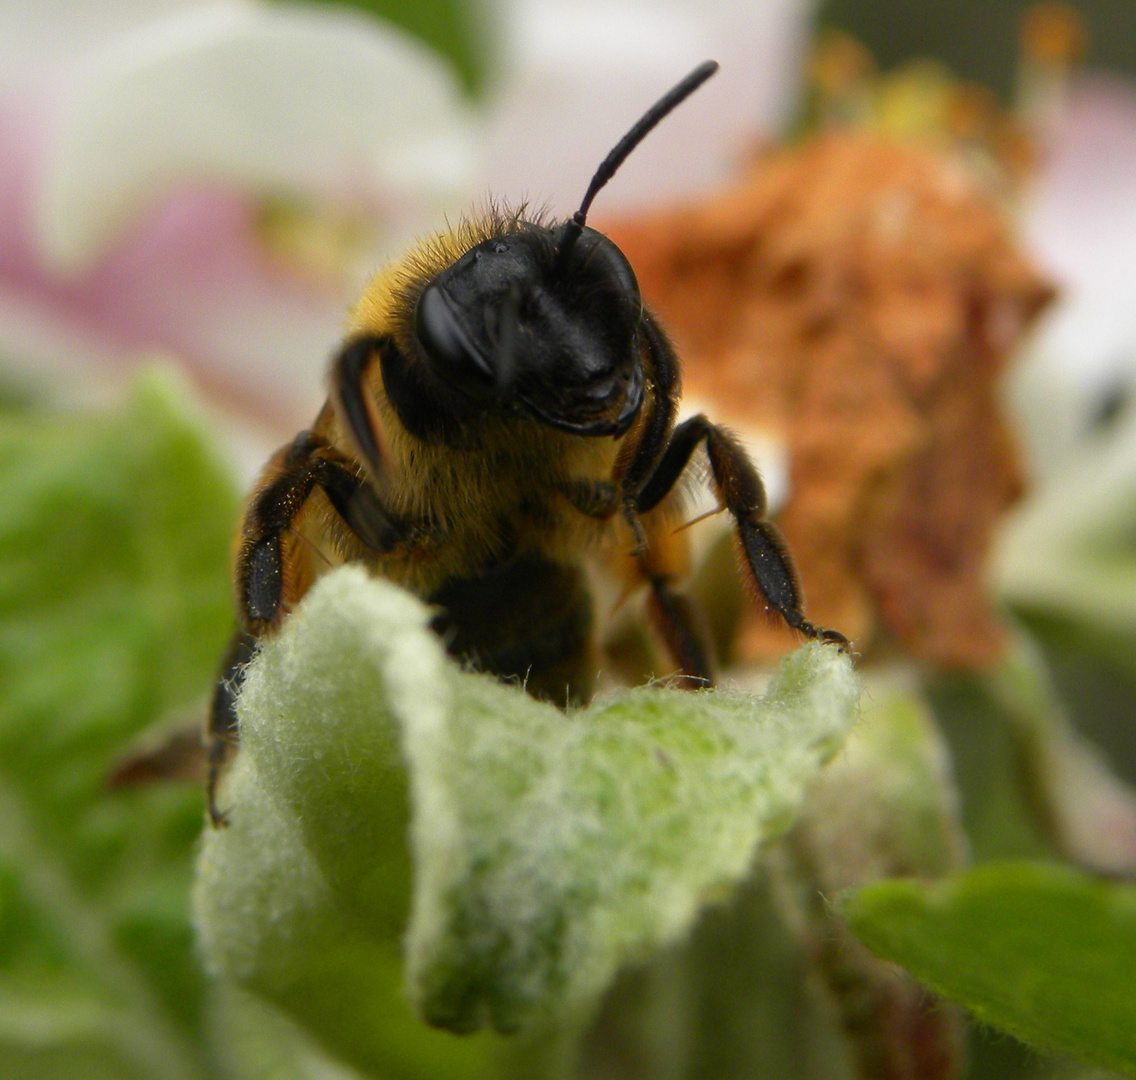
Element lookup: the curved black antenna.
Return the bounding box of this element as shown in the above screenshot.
[558,59,719,263]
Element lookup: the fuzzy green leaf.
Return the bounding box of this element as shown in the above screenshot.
[195,564,859,1064]
[570,682,970,1080]
[0,369,239,1079]
[843,862,1136,1076]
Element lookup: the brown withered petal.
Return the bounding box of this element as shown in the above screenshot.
[605,133,1055,668]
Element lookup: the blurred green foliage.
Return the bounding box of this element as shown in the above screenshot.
[0,370,237,1079]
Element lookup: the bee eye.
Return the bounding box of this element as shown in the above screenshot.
[494,242,509,254]
[585,231,641,308]
[415,281,495,392]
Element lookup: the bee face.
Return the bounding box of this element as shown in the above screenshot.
[414,224,645,436]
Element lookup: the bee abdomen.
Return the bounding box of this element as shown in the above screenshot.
[429,557,594,705]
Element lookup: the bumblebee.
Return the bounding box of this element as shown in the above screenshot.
[207,61,848,824]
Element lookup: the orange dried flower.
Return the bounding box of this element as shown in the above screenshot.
[605,133,1054,668]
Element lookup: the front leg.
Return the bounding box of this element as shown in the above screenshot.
[209,429,416,826]
[234,431,409,630]
[637,415,850,650]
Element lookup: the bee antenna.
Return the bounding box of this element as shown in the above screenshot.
[558,59,719,264]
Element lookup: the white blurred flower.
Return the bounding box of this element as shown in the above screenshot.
[0,0,823,461]
[480,0,818,218]
[0,0,477,440]
[999,74,1136,650]
[37,2,477,275]
[1012,74,1136,478]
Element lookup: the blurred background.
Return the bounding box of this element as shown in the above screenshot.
[1,0,1128,443]
[3,0,1136,472]
[1,1,1135,1079]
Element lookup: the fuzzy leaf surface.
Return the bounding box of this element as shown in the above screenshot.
[196,565,860,1063]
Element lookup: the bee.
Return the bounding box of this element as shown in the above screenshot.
[207,60,848,825]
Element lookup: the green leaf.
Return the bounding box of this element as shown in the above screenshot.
[195,565,859,1068]
[983,630,1136,876]
[0,368,239,1079]
[514,686,970,1080]
[769,684,968,1079]
[843,861,1136,1077]
[204,981,376,1080]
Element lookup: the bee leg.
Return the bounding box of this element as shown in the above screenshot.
[206,630,257,827]
[646,577,715,689]
[332,333,468,458]
[628,489,717,687]
[329,335,395,479]
[213,434,410,827]
[237,431,407,630]
[560,474,715,686]
[619,314,681,499]
[635,414,850,650]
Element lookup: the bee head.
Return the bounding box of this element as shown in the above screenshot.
[414,221,645,435]
[413,59,718,438]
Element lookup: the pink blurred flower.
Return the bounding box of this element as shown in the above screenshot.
[1013,73,1136,474]
[0,1,477,446]
[480,0,819,218]
[999,74,1136,648]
